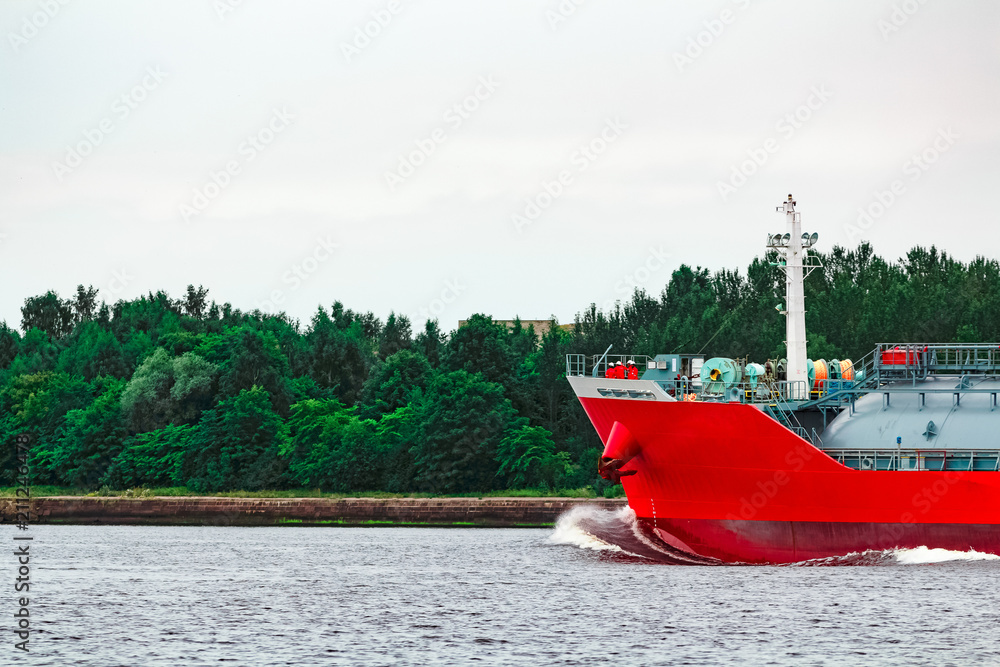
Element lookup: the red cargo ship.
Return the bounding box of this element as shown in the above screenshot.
[567,196,1000,564]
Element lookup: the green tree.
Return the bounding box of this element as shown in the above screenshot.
[414,319,445,367]
[506,318,537,362]
[358,349,432,420]
[411,370,516,493]
[54,378,128,487]
[287,375,334,403]
[290,415,380,492]
[183,387,288,492]
[496,424,569,489]
[378,312,412,359]
[202,325,292,415]
[56,321,130,380]
[0,323,19,370]
[183,284,209,319]
[0,371,93,484]
[108,291,182,345]
[283,398,350,479]
[121,348,219,432]
[375,405,420,492]
[532,324,569,432]
[443,314,515,386]
[21,291,75,339]
[104,424,191,488]
[72,284,100,323]
[305,307,374,406]
[6,328,58,375]
[121,348,173,432]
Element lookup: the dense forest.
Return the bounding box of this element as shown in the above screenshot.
[3,243,999,494]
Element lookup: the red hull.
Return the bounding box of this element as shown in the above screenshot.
[578,396,1000,563]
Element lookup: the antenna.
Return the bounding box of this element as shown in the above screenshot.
[767,194,822,400]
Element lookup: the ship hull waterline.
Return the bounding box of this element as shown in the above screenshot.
[576,393,1000,564]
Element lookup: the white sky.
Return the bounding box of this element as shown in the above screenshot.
[2,0,998,332]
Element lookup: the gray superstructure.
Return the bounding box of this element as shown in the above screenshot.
[822,376,1000,450]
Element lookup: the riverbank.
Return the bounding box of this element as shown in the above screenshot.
[0,496,627,527]
[0,485,619,499]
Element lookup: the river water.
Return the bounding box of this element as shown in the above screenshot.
[11,506,1000,666]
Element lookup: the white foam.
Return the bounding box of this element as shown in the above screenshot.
[546,505,624,552]
[626,509,681,557]
[893,546,1000,565]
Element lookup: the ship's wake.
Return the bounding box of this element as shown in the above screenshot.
[790,546,1000,567]
[549,505,1000,567]
[547,505,722,565]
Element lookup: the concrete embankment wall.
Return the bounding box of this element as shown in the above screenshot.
[0,496,627,527]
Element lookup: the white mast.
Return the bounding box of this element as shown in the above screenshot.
[769,194,818,400]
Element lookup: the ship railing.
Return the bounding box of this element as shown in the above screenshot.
[564,353,654,378]
[823,448,1000,472]
[801,343,1000,410]
[761,387,814,443]
[805,348,879,404]
[704,380,810,404]
[640,379,806,403]
[566,354,587,377]
[802,377,1000,415]
[852,347,881,389]
[643,379,810,404]
[811,379,857,401]
[788,425,810,440]
[806,344,1000,403]
[874,343,1000,380]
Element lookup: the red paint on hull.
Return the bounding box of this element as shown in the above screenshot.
[577,396,1000,564]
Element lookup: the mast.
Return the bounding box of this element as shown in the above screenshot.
[769,194,818,400]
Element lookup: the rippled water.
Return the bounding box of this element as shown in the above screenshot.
[12,508,1000,666]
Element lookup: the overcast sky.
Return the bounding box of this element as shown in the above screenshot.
[2,0,998,332]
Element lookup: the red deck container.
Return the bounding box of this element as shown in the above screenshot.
[881,347,923,365]
[881,347,908,365]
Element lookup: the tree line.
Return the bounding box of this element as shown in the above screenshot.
[2,243,998,493]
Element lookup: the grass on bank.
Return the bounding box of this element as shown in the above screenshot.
[0,485,626,499]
